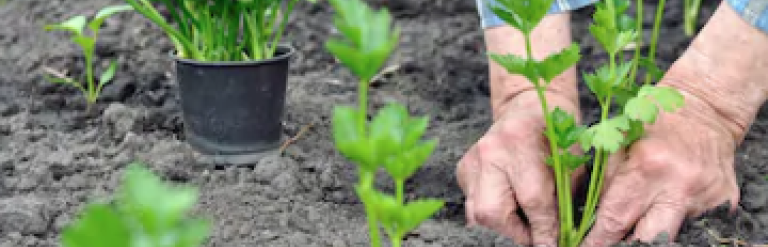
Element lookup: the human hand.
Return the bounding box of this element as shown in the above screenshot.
[456,90,582,246]
[581,88,741,246]
[583,3,768,245]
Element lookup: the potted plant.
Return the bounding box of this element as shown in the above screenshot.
[123,0,314,164]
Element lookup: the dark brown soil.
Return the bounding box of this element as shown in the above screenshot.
[0,0,766,246]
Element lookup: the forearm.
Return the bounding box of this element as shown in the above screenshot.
[484,13,580,120]
[659,1,768,143]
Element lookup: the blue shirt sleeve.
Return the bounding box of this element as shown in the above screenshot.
[478,0,768,33]
[726,0,768,33]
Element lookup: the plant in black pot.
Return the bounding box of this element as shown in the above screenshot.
[124,0,314,164]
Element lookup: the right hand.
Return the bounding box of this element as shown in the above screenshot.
[456,90,581,246]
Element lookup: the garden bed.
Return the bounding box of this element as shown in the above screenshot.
[0,0,766,246]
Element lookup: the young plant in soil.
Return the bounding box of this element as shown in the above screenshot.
[43,5,132,112]
[326,0,444,246]
[123,0,314,61]
[61,163,210,247]
[488,0,683,246]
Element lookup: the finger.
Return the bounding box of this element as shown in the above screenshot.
[582,172,651,247]
[508,147,558,246]
[629,201,687,243]
[457,146,482,225]
[471,160,531,244]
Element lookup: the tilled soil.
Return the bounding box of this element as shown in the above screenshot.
[0,0,766,246]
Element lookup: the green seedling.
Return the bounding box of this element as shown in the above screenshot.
[123,0,315,61]
[61,162,210,247]
[44,5,131,112]
[326,0,443,246]
[488,0,683,246]
[684,0,702,36]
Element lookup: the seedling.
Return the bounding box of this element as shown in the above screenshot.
[326,0,443,246]
[488,0,683,246]
[44,5,131,112]
[123,0,315,61]
[61,162,210,247]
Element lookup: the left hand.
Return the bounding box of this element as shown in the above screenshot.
[581,88,741,246]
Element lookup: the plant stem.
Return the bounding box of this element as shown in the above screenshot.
[524,33,574,246]
[628,0,643,84]
[84,50,95,105]
[645,0,666,85]
[358,79,369,134]
[684,0,701,36]
[396,179,405,204]
[359,171,381,247]
[390,233,402,247]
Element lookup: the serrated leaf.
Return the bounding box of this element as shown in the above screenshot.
[584,62,633,100]
[488,0,555,34]
[99,60,118,86]
[489,53,538,82]
[561,152,592,170]
[45,16,87,36]
[384,139,437,180]
[370,103,408,158]
[639,86,685,112]
[583,116,630,153]
[332,106,376,170]
[622,119,645,145]
[61,203,132,247]
[400,199,444,234]
[403,116,429,149]
[537,43,581,83]
[637,57,665,82]
[625,96,658,123]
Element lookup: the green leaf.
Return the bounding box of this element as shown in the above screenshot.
[402,116,429,150]
[489,53,538,82]
[370,103,408,158]
[547,152,591,170]
[584,62,633,100]
[89,5,133,34]
[624,96,658,123]
[61,203,132,247]
[581,116,630,153]
[637,57,665,82]
[638,86,685,112]
[622,119,645,145]
[537,43,581,83]
[173,218,211,247]
[118,164,199,235]
[99,60,118,86]
[326,0,399,82]
[332,106,376,170]
[399,199,444,234]
[384,139,437,180]
[489,0,555,34]
[45,16,87,36]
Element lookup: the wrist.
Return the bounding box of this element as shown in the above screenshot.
[658,2,768,143]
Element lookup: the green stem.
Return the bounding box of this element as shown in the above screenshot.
[84,51,95,104]
[684,0,701,36]
[360,172,381,247]
[645,0,666,85]
[396,179,405,204]
[524,33,573,246]
[628,0,643,85]
[575,51,617,244]
[358,79,369,135]
[391,233,402,247]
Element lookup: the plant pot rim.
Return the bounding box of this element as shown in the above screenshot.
[172,44,296,67]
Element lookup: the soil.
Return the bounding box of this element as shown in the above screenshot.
[0,0,766,246]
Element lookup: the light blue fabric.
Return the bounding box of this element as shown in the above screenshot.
[476,0,768,33]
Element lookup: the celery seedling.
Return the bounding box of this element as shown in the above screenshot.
[487,0,683,246]
[123,0,315,61]
[326,0,443,246]
[61,162,210,247]
[44,5,131,112]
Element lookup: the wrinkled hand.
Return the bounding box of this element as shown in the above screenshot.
[456,90,581,246]
[582,87,741,246]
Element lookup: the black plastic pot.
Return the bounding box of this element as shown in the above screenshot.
[174,45,294,164]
